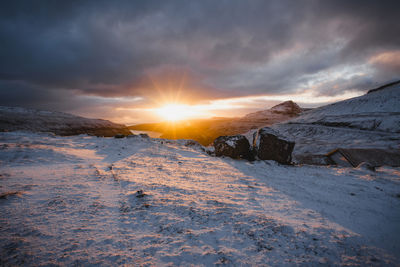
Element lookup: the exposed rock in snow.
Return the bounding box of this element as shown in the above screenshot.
[356,162,376,172]
[139,133,150,138]
[213,135,253,160]
[183,139,204,151]
[253,127,295,164]
[0,106,132,137]
[114,134,127,138]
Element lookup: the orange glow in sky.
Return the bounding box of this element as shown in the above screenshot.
[114,89,363,124]
[155,103,200,121]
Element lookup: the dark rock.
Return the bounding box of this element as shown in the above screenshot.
[184,140,205,151]
[213,135,253,160]
[356,162,376,171]
[114,134,125,138]
[139,133,149,138]
[0,191,22,199]
[184,140,201,147]
[136,190,146,198]
[253,127,295,164]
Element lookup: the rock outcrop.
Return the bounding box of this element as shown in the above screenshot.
[253,127,295,164]
[213,135,253,160]
[270,100,302,115]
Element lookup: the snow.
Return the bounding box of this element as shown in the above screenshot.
[274,123,400,160]
[1,131,399,266]
[224,136,241,148]
[269,83,400,163]
[290,82,400,133]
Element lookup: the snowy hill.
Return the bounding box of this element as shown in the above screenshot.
[244,100,303,120]
[0,106,131,137]
[290,80,400,133]
[1,131,399,265]
[272,81,400,163]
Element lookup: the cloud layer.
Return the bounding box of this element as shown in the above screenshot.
[0,0,399,121]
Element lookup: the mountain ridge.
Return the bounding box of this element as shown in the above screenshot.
[0,105,131,137]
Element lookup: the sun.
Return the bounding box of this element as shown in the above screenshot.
[155,103,193,122]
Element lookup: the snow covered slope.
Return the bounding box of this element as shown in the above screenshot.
[272,81,400,163]
[1,132,399,265]
[244,100,302,120]
[0,106,131,136]
[291,81,400,133]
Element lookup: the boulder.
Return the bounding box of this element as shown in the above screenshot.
[356,162,376,172]
[184,140,205,151]
[213,135,253,160]
[253,127,295,164]
[139,133,149,138]
[184,140,201,147]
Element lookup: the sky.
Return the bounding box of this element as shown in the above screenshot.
[0,0,399,124]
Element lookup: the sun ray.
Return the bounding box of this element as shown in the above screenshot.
[155,103,196,122]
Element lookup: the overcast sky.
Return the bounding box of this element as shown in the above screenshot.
[0,0,399,123]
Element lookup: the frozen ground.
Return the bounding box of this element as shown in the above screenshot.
[1,132,399,266]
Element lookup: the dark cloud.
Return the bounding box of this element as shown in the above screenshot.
[0,0,399,114]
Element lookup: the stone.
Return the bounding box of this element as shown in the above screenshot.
[213,135,253,160]
[253,127,295,164]
[356,162,376,171]
[139,133,149,138]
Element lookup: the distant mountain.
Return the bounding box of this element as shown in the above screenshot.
[0,106,131,137]
[244,100,303,120]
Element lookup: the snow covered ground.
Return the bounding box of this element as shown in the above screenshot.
[1,132,399,266]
